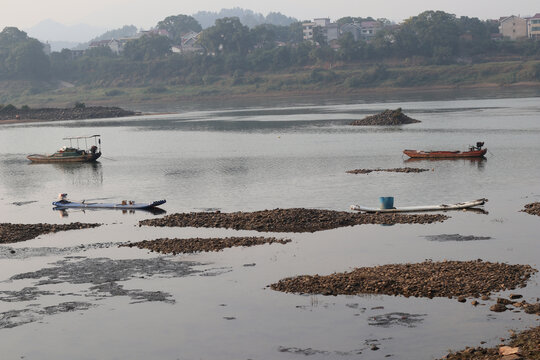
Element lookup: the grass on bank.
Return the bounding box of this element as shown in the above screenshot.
[1,60,539,108]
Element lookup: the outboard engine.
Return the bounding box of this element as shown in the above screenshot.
[90,145,98,154]
[476,142,484,150]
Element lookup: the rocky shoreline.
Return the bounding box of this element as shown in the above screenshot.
[269,260,537,299]
[440,325,540,360]
[0,223,102,244]
[121,236,291,255]
[351,108,421,126]
[521,202,540,216]
[139,208,448,232]
[0,106,136,122]
[347,167,430,174]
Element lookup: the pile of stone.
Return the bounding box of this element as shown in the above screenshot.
[347,167,429,174]
[351,108,421,126]
[440,325,540,360]
[0,223,101,244]
[521,202,540,217]
[139,208,448,233]
[269,260,537,298]
[121,236,291,255]
[0,106,135,121]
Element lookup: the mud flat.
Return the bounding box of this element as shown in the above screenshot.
[347,167,429,174]
[440,325,540,360]
[351,108,420,126]
[121,236,291,254]
[139,208,448,233]
[270,260,537,298]
[521,202,540,216]
[0,223,101,244]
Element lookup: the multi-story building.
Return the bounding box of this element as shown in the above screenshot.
[499,15,528,40]
[302,18,339,43]
[527,13,540,39]
[340,21,383,41]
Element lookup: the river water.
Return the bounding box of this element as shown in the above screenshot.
[0,90,539,359]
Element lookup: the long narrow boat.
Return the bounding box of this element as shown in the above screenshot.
[53,199,166,210]
[403,142,487,159]
[28,135,102,163]
[350,198,487,213]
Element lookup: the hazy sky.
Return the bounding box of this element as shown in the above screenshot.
[2,0,539,30]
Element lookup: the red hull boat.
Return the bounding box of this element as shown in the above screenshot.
[403,142,487,159]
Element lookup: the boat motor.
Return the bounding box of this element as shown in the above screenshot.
[476,142,484,150]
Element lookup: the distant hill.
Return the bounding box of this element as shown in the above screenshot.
[193,8,298,28]
[26,19,106,43]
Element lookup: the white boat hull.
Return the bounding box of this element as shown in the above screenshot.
[350,198,487,213]
[53,199,166,210]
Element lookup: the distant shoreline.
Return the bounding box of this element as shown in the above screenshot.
[0,106,137,125]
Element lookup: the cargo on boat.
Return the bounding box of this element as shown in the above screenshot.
[27,135,102,163]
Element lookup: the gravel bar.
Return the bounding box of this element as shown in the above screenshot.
[121,236,291,254]
[139,208,448,233]
[270,260,537,298]
[0,223,102,244]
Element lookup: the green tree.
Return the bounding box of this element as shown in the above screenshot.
[396,11,460,61]
[0,27,50,79]
[198,17,252,55]
[157,14,202,43]
[123,34,171,61]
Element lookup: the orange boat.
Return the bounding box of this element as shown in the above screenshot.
[403,142,487,159]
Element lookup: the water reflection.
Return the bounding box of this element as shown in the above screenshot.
[48,162,104,186]
[53,206,166,218]
[404,157,487,170]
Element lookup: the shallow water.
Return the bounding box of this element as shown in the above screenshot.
[0,90,539,359]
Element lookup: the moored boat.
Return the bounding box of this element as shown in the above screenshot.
[27,135,102,163]
[403,142,487,159]
[53,194,166,210]
[350,198,487,213]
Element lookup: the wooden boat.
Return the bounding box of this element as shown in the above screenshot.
[350,198,487,213]
[403,142,486,159]
[28,135,101,163]
[53,199,166,210]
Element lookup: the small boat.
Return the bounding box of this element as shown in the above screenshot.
[350,198,487,213]
[28,135,102,163]
[53,194,166,210]
[403,142,487,159]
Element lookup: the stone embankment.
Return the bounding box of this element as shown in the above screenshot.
[0,106,135,121]
[121,236,291,255]
[0,223,101,243]
[139,208,448,233]
[521,202,540,216]
[269,260,537,299]
[351,108,421,126]
[347,167,430,174]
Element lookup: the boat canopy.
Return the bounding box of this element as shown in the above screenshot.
[62,135,101,151]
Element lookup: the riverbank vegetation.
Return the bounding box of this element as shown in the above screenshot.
[1,10,539,106]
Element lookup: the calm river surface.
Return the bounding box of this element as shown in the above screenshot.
[0,90,539,359]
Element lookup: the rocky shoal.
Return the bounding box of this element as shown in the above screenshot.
[0,223,102,244]
[521,202,540,217]
[0,106,135,121]
[121,236,291,255]
[440,325,540,360]
[139,208,448,233]
[351,108,421,126]
[269,260,537,299]
[347,167,430,174]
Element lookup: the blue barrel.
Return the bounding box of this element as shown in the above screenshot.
[379,197,394,209]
